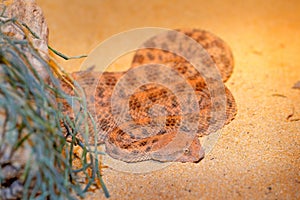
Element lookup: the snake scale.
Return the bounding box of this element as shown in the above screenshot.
[63,28,237,163]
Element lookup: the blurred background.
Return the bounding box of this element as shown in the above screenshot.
[38,0,299,199]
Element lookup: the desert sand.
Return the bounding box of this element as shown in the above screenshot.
[38,0,300,199]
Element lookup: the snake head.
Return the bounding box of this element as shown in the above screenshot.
[175,138,205,163]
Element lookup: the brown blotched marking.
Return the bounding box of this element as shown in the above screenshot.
[105,75,118,86]
[147,52,155,60]
[132,54,144,64]
[97,86,105,98]
[145,146,151,152]
[152,138,159,143]
[63,28,236,163]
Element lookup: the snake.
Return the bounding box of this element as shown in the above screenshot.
[62,28,237,163]
[1,1,238,198]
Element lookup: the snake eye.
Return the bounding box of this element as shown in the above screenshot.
[183,148,190,154]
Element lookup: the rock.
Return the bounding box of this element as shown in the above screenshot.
[1,0,49,81]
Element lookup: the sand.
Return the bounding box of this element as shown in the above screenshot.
[38,0,300,199]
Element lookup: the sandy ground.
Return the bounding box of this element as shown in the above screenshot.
[38,0,299,199]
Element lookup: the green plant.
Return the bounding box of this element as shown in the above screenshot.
[0,14,109,199]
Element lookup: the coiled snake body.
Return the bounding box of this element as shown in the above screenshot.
[64,28,237,163]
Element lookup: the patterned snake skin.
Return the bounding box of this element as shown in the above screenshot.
[63,28,237,163]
